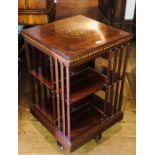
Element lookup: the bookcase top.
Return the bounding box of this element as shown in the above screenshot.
[22,15,132,65]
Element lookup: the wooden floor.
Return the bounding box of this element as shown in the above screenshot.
[18,0,136,154]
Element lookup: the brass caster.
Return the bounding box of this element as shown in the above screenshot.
[95,134,102,143]
[60,145,64,151]
[57,141,64,151]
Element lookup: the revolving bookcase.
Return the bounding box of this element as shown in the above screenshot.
[22,15,133,152]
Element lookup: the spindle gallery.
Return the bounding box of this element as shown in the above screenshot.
[22,15,133,152]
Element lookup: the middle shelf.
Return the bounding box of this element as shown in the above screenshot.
[70,67,107,104]
[30,66,108,105]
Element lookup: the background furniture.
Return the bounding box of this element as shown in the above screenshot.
[18,0,56,80]
[22,15,133,152]
[18,0,56,25]
[98,0,136,34]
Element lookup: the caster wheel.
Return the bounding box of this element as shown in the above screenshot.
[95,134,102,143]
[57,141,64,151]
[60,145,64,151]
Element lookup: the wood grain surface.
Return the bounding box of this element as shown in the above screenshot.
[22,15,132,61]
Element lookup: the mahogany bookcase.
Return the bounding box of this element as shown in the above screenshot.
[22,15,133,152]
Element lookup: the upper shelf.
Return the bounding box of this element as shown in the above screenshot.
[30,70,53,89]
[70,67,107,104]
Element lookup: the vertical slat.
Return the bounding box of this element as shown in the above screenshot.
[118,78,125,111]
[112,49,118,82]
[117,47,123,78]
[113,80,120,113]
[55,58,61,130]
[61,63,66,135]
[109,52,113,115]
[32,47,38,72]
[38,52,46,111]
[49,57,56,125]
[24,41,31,71]
[46,87,52,114]
[43,54,50,79]
[66,66,71,140]
[24,41,35,105]
[43,86,48,111]
[32,47,38,104]
[118,45,130,111]
[41,53,48,112]
[36,50,42,107]
[113,47,123,113]
[109,50,117,115]
[122,45,130,77]
[109,84,114,115]
[31,46,38,104]
[31,46,35,70]
[107,85,112,116]
[107,50,112,84]
[45,56,51,114]
[105,50,112,116]
[104,86,109,117]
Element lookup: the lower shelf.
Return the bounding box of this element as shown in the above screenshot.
[30,94,123,152]
[71,103,102,140]
[70,94,116,141]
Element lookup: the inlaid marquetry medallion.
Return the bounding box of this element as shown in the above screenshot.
[60,29,96,38]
